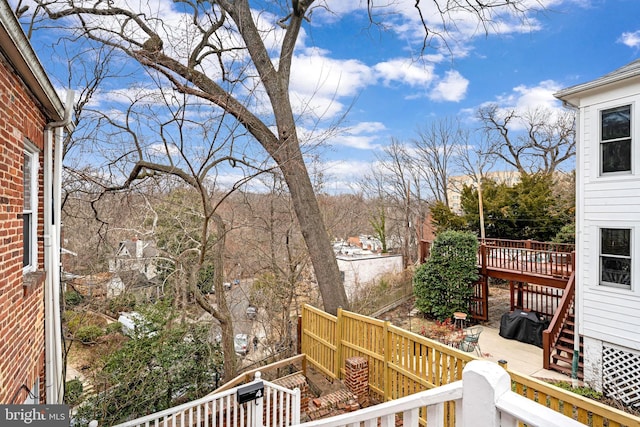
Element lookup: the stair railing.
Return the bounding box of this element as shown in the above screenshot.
[542,271,576,370]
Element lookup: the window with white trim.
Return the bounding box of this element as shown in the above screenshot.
[23,143,38,272]
[600,228,631,289]
[600,105,632,174]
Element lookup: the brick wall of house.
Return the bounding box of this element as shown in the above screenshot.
[0,53,49,403]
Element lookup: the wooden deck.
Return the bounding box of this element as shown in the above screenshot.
[472,239,578,376]
[479,239,573,285]
[470,239,575,323]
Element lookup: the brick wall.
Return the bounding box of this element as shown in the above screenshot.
[344,356,369,406]
[272,372,310,411]
[0,53,48,403]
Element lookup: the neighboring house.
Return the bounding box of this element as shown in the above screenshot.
[68,272,115,299]
[555,59,640,408]
[109,238,159,280]
[0,0,72,405]
[336,253,403,301]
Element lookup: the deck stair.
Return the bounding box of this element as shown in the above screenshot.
[549,311,584,379]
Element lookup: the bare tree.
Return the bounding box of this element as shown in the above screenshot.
[477,104,576,175]
[412,117,464,208]
[82,87,268,380]
[33,1,350,313]
[243,172,308,355]
[30,0,539,314]
[361,138,425,266]
[454,132,496,239]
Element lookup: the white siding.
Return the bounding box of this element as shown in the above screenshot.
[578,85,640,352]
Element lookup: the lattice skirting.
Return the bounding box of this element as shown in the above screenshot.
[602,345,640,409]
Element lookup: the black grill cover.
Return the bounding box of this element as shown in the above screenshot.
[499,309,549,348]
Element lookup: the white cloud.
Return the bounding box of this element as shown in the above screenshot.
[147,143,179,157]
[374,58,435,87]
[323,159,373,191]
[288,49,374,121]
[509,80,564,111]
[471,80,567,130]
[290,49,371,97]
[349,121,386,134]
[310,0,559,62]
[325,121,386,150]
[619,30,640,48]
[429,70,469,102]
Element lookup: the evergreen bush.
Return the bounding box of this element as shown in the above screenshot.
[414,230,478,321]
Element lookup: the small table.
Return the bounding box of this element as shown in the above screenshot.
[453,312,468,329]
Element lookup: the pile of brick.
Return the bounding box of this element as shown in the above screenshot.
[306,389,360,420]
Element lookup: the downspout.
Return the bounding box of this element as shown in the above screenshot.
[562,99,580,384]
[43,89,74,404]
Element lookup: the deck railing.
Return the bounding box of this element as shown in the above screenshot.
[542,272,576,371]
[110,372,301,427]
[511,282,564,318]
[508,367,636,427]
[301,304,640,427]
[479,239,575,279]
[294,361,583,427]
[480,238,575,253]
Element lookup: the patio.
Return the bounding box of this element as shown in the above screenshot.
[387,297,569,381]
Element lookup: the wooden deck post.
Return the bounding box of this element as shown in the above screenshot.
[335,308,343,379]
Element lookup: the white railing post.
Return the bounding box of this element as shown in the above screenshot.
[292,387,301,425]
[253,372,264,427]
[254,394,264,427]
[461,361,511,427]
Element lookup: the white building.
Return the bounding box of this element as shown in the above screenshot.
[555,59,640,408]
[336,253,403,301]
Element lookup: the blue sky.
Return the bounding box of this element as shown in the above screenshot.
[22,0,640,193]
[293,0,640,191]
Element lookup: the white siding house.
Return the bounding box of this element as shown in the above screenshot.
[555,59,640,408]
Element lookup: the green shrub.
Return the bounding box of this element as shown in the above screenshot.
[414,230,479,321]
[105,322,123,335]
[550,381,603,400]
[64,311,84,334]
[75,325,104,344]
[65,379,84,406]
[65,291,84,307]
[108,294,136,314]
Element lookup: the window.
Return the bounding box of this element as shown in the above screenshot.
[23,143,38,272]
[600,228,631,289]
[600,105,631,174]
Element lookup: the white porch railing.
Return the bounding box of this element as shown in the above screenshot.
[107,372,300,427]
[293,361,585,427]
[94,361,586,427]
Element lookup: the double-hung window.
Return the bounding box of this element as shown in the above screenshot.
[600,228,631,289]
[23,143,38,273]
[600,105,632,174]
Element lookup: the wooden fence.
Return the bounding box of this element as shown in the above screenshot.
[300,304,640,427]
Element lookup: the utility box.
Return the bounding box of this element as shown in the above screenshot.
[237,381,264,404]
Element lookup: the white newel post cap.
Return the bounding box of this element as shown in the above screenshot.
[461,360,511,427]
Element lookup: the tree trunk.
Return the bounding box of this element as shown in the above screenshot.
[227,1,349,315]
[277,149,349,314]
